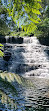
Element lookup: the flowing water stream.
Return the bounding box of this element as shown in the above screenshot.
[0,36,49,111]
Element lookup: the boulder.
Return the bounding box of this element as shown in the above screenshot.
[12,37,23,44]
[16,37,23,44]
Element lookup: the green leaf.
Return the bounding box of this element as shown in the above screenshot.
[0,50,4,57]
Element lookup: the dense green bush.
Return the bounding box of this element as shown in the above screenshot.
[35,3,49,45]
[37,18,49,37]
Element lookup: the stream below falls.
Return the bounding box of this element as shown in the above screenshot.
[0,36,49,111]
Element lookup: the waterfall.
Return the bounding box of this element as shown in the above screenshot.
[0,36,49,111]
[5,36,9,43]
[0,36,49,78]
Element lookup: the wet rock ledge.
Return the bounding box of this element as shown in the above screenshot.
[0,35,23,44]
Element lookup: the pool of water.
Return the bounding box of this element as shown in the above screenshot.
[0,76,49,111]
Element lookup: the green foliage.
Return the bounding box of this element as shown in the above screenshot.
[46,6,49,18]
[36,18,49,38]
[35,0,49,45]
[0,0,10,35]
[0,44,4,57]
[0,19,9,35]
[0,5,7,14]
[7,0,42,33]
[0,0,42,34]
[41,0,49,9]
[0,76,17,94]
[0,50,4,57]
[0,72,33,87]
[0,43,3,47]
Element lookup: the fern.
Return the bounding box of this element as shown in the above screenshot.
[7,0,42,33]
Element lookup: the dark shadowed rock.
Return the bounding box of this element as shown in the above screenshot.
[12,37,16,43]
[0,109,2,111]
[6,37,11,43]
[29,33,34,37]
[17,37,23,44]
[3,51,11,61]
[0,35,6,43]
[38,36,49,46]
[5,36,23,44]
[4,44,12,50]
[12,37,23,44]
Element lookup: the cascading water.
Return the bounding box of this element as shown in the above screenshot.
[0,36,49,111]
[0,36,49,78]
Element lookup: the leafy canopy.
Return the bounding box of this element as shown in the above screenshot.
[7,0,42,33]
[36,0,49,42]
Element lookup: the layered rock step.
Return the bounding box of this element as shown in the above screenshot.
[0,37,49,77]
[8,37,49,77]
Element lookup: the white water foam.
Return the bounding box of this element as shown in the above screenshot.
[0,36,49,78]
